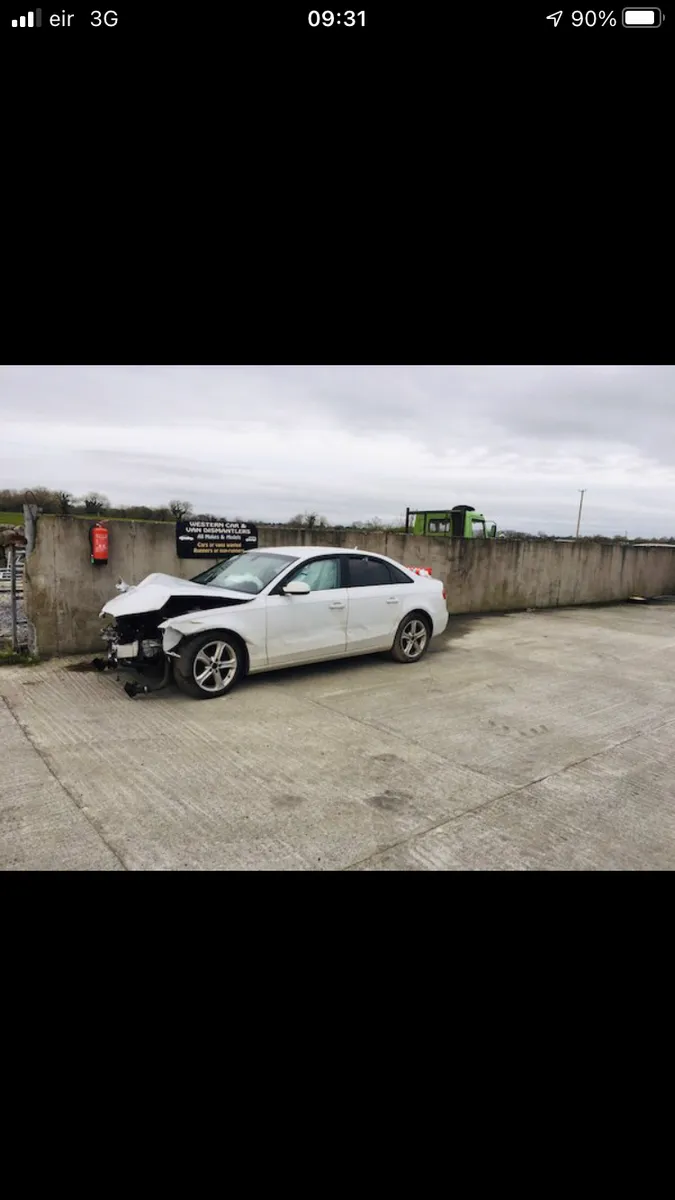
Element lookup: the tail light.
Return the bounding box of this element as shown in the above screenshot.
[442,588,447,600]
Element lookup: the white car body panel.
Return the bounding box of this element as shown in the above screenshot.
[345,582,410,654]
[264,588,349,666]
[160,604,269,671]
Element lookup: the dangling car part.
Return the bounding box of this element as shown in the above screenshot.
[96,548,449,700]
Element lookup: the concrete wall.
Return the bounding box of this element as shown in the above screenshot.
[24,516,675,657]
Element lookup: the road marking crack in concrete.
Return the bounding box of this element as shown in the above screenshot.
[1,694,128,871]
[307,693,519,783]
[309,696,675,872]
[341,791,524,872]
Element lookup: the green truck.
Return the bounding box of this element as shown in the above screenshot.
[405,505,497,539]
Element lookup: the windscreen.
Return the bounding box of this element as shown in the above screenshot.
[191,552,298,594]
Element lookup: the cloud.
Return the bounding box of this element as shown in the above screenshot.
[1,365,674,535]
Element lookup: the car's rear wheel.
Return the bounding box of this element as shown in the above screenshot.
[390,613,431,663]
[174,632,244,699]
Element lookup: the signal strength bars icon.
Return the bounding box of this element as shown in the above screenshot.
[11,8,42,25]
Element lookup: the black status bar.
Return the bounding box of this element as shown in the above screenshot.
[3,5,670,41]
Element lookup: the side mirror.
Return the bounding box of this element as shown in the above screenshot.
[283,580,311,596]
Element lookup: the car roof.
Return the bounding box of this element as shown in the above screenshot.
[246,546,422,576]
[252,545,387,560]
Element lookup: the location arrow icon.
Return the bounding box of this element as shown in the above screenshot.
[547,10,563,25]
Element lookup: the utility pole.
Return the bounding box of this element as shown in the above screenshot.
[575,489,586,539]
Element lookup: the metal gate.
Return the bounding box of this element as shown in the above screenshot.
[0,547,25,651]
[0,549,24,594]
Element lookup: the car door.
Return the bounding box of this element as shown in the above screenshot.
[263,555,348,667]
[345,556,414,654]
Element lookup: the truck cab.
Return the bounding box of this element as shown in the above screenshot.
[406,505,497,539]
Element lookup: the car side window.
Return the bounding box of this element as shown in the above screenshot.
[348,557,394,587]
[285,556,342,592]
[388,563,414,584]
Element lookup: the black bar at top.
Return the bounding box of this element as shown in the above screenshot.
[13,5,673,43]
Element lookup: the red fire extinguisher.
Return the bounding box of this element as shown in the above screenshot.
[90,522,109,566]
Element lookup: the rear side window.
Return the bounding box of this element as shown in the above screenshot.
[388,563,414,584]
[348,557,410,587]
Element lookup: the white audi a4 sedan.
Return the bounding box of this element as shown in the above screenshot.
[98,546,449,700]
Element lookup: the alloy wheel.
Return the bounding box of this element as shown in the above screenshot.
[192,640,238,693]
[400,619,428,659]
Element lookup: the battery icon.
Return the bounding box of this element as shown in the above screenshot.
[622,7,662,24]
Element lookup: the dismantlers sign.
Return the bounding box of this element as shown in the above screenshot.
[175,520,259,558]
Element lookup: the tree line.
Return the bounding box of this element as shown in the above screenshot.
[0,488,217,523]
[0,490,403,530]
[1,489,674,542]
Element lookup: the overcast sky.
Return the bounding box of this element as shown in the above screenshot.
[2,365,674,536]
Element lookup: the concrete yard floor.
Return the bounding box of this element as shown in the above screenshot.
[1,602,675,870]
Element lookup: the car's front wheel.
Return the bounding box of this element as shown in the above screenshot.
[174,632,244,699]
[390,613,431,663]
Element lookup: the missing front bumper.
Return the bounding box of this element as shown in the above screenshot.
[94,630,171,696]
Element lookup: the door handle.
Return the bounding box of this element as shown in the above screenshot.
[329,601,346,609]
[386,597,400,604]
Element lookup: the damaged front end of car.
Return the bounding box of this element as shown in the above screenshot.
[94,573,253,698]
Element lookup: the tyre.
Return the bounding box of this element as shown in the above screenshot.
[390,613,431,664]
[173,631,244,699]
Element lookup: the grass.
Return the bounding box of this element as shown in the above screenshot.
[0,647,40,667]
[2,511,174,525]
[39,513,174,523]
